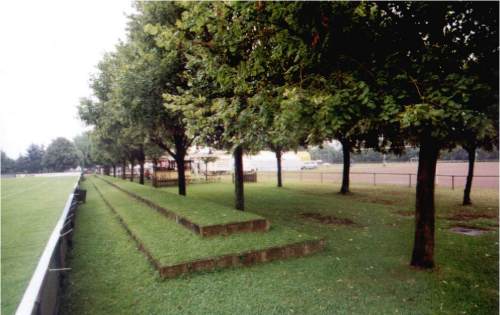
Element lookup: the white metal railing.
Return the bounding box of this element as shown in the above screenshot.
[15,175,84,315]
[257,171,499,189]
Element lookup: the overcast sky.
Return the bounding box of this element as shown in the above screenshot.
[0,0,134,158]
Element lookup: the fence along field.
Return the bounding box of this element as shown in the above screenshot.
[258,161,499,189]
[1,175,79,315]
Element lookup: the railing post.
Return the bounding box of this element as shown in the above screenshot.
[373,173,376,186]
[409,174,412,188]
[452,175,455,190]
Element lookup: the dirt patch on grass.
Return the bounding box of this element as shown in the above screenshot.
[394,210,414,217]
[300,212,358,226]
[453,223,497,230]
[444,212,497,221]
[449,225,493,236]
[371,198,398,205]
[349,195,399,206]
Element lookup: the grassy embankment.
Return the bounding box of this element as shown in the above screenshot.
[90,177,319,267]
[97,175,264,226]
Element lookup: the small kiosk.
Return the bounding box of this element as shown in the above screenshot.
[152,159,192,187]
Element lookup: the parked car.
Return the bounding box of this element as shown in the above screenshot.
[301,161,318,170]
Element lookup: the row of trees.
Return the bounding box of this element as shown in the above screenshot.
[310,146,499,164]
[80,2,498,269]
[1,137,81,174]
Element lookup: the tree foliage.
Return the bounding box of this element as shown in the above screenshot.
[78,1,498,267]
[74,132,94,168]
[42,138,79,172]
[1,151,16,174]
[22,144,45,173]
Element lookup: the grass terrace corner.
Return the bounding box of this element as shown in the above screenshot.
[89,177,325,278]
[96,175,270,236]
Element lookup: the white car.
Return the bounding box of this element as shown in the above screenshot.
[301,161,318,170]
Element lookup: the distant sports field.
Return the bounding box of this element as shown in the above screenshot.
[1,175,79,315]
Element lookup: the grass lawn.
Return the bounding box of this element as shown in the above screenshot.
[90,177,319,267]
[1,175,79,315]
[99,175,265,226]
[61,177,498,314]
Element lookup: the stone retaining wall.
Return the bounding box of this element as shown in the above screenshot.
[159,238,326,279]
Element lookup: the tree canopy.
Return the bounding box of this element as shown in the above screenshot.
[42,138,80,172]
[79,1,498,269]
[1,151,16,174]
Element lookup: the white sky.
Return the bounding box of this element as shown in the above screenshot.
[0,0,134,158]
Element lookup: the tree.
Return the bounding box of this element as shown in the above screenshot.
[172,1,362,207]
[74,132,94,169]
[80,96,145,182]
[214,2,385,194]
[252,88,305,187]
[199,155,218,181]
[78,48,148,185]
[9,144,46,173]
[42,138,79,172]
[458,2,499,206]
[300,2,388,194]
[24,144,45,173]
[374,2,498,268]
[461,119,497,206]
[117,2,195,194]
[1,151,16,174]
[168,1,281,210]
[303,76,379,194]
[14,155,29,173]
[87,130,121,177]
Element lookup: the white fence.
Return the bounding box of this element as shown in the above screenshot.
[15,175,85,315]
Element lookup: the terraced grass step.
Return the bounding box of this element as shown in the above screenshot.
[96,175,270,237]
[89,178,325,279]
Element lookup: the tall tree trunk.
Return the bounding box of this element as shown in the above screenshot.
[138,146,145,185]
[463,145,476,205]
[103,166,110,176]
[276,149,283,187]
[139,162,145,185]
[411,139,440,269]
[112,165,116,177]
[340,140,351,194]
[205,161,208,181]
[121,161,126,180]
[174,138,187,196]
[234,146,245,210]
[175,157,186,195]
[151,158,158,187]
[130,160,134,182]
